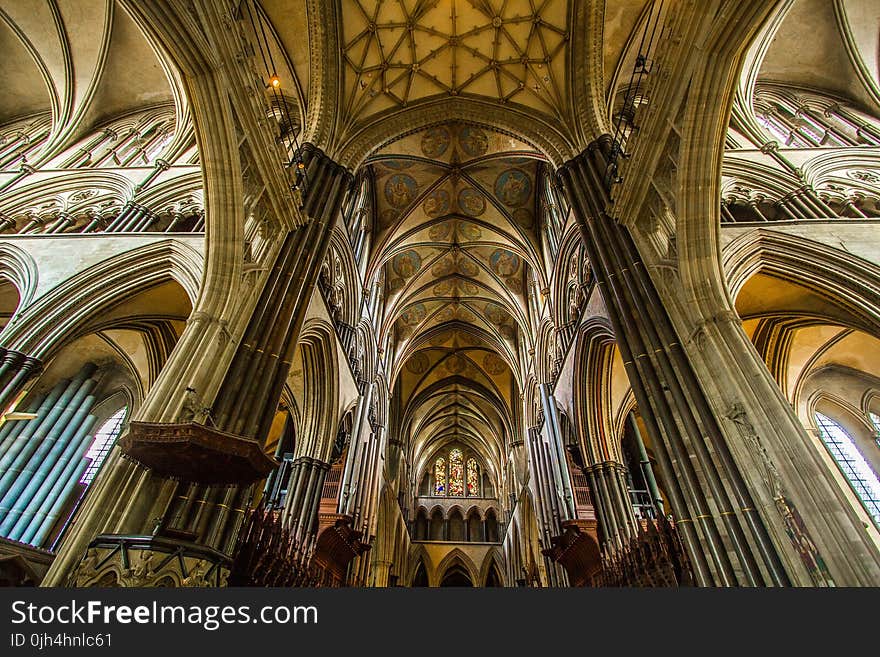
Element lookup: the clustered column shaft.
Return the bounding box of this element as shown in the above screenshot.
[161,143,352,554]
[0,348,43,420]
[557,135,790,587]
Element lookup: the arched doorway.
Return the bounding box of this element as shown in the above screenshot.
[440,565,473,587]
[485,565,502,587]
[411,561,428,587]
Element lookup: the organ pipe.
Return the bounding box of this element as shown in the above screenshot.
[15,417,96,545]
[0,364,106,548]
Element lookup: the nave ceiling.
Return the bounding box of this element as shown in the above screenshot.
[370,122,539,485]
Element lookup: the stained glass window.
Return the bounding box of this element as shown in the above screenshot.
[81,408,127,485]
[449,448,464,496]
[467,458,479,496]
[815,413,880,526]
[434,457,446,496]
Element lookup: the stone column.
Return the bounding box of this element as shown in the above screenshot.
[558,136,790,587]
[371,559,393,587]
[0,349,42,415]
[46,144,352,587]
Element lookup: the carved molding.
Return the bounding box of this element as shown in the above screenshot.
[69,535,231,588]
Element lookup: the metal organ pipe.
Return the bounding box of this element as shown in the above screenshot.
[0,377,97,536]
[0,364,111,548]
[0,380,73,502]
[14,416,96,545]
[28,427,95,548]
[0,395,45,455]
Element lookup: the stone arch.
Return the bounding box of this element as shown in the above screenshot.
[413,507,429,541]
[0,239,201,359]
[573,318,624,464]
[335,97,577,170]
[551,228,590,331]
[483,507,500,543]
[535,318,558,385]
[723,228,880,336]
[669,1,880,586]
[479,546,507,587]
[434,547,479,587]
[120,2,249,320]
[0,242,38,319]
[294,320,340,462]
[407,543,432,587]
[466,509,484,542]
[323,228,361,328]
[0,172,131,222]
[446,505,466,542]
[428,507,445,541]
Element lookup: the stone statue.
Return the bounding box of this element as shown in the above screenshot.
[179,387,211,424]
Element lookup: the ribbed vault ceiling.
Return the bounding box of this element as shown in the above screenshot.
[371,121,544,483]
[757,0,880,110]
[0,0,177,154]
[339,0,570,128]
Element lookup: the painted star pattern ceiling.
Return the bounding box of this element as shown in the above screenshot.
[340,0,570,125]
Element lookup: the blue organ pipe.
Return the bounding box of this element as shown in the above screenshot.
[0,366,94,505]
[0,382,67,496]
[15,416,96,545]
[17,417,95,545]
[0,374,96,520]
[27,429,94,548]
[0,369,94,515]
[0,386,97,536]
[0,395,45,456]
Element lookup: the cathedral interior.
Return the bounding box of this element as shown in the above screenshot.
[0,0,879,588]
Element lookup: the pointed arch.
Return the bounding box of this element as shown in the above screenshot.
[479,546,507,587]
[0,239,201,359]
[0,242,38,312]
[434,547,480,588]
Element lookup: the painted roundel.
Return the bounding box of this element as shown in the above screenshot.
[406,352,430,375]
[482,353,507,375]
[483,302,509,325]
[457,188,486,216]
[489,248,521,277]
[495,168,532,207]
[431,255,455,277]
[422,189,450,217]
[456,221,482,241]
[385,173,418,208]
[456,257,479,277]
[399,303,427,326]
[421,127,451,158]
[512,207,534,229]
[428,220,452,241]
[391,249,422,279]
[458,125,489,158]
[445,353,466,373]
